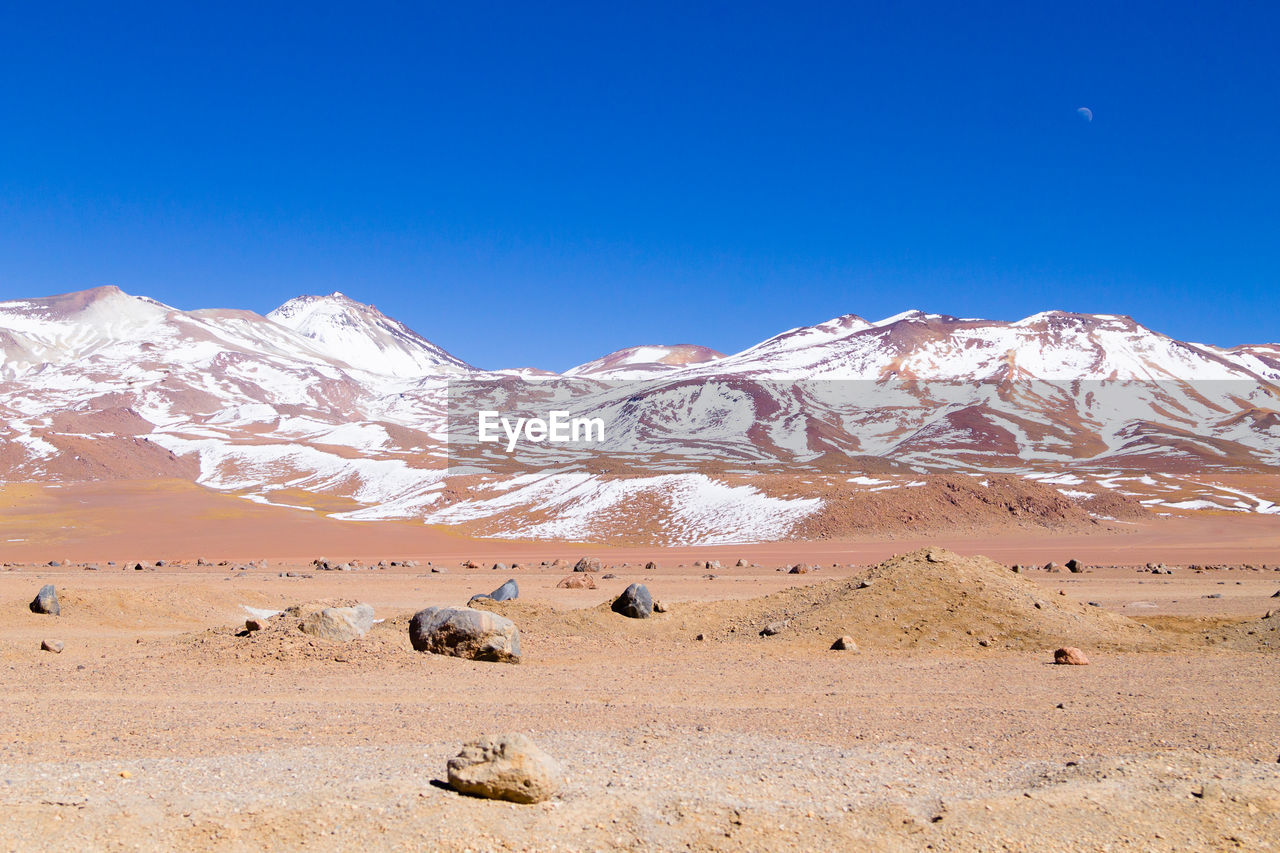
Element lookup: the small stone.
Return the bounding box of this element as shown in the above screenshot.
[705,560,723,570]
[788,564,810,574]
[30,584,60,615]
[1066,559,1084,573]
[760,620,788,637]
[736,558,749,567]
[830,635,858,651]
[118,770,132,779]
[491,563,508,572]
[643,561,658,571]
[611,584,653,619]
[245,618,268,632]
[601,573,617,579]
[471,578,519,604]
[857,580,873,589]
[652,599,668,613]
[1194,782,1223,801]
[446,733,562,804]
[41,639,64,653]
[1053,647,1090,665]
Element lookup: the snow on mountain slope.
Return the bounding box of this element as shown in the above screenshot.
[701,310,1267,381]
[565,344,725,378]
[267,293,472,377]
[1,286,1278,544]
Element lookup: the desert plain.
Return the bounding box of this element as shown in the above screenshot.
[1,482,1279,852]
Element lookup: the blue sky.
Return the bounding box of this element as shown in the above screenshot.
[1,2,1276,370]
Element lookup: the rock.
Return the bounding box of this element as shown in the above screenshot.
[446,733,562,804]
[573,557,603,573]
[1044,562,1060,572]
[760,620,788,636]
[611,583,653,619]
[461,559,480,569]
[1271,590,1280,598]
[788,564,810,574]
[299,604,375,642]
[652,599,668,613]
[471,579,519,604]
[857,580,873,589]
[601,573,617,579]
[549,558,571,570]
[555,574,596,589]
[644,561,658,571]
[41,639,64,653]
[409,606,521,663]
[1194,781,1223,801]
[705,560,723,570]
[830,635,858,651]
[736,558,749,567]
[431,566,447,573]
[491,562,508,572]
[1053,647,1090,665]
[1066,559,1084,573]
[244,618,268,632]
[29,584,59,615]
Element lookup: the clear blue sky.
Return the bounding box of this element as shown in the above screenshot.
[1,2,1276,370]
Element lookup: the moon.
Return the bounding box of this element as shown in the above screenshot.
[1077,107,1093,122]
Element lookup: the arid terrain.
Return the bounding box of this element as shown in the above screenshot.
[2,490,1278,851]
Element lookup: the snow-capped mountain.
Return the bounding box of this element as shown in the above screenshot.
[267,292,472,377]
[1,286,1277,544]
[566,344,725,378]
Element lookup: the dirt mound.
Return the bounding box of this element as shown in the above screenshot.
[690,548,1166,652]
[170,600,416,665]
[469,549,1167,654]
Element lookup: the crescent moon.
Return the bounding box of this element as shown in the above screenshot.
[1077,107,1093,122]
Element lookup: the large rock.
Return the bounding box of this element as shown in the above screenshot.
[446,733,562,803]
[299,604,375,642]
[611,583,653,619]
[1066,559,1084,573]
[470,578,519,604]
[1053,647,1090,665]
[573,557,603,573]
[409,606,521,663]
[556,574,596,589]
[29,585,59,615]
[831,635,859,651]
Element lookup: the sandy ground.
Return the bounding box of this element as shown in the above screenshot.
[1,550,1278,851]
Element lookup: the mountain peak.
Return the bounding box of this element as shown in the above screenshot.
[267,292,471,377]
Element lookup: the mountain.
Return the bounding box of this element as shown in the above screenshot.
[565,344,725,378]
[267,292,472,377]
[1,286,1277,544]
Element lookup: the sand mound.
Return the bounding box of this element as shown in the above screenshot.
[468,549,1167,654]
[170,600,416,664]
[691,547,1162,651]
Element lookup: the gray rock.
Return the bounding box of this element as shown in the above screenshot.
[446,733,561,803]
[299,603,375,642]
[573,557,603,573]
[611,583,653,619]
[491,562,508,572]
[472,578,518,604]
[760,620,788,637]
[30,585,59,615]
[409,606,521,663]
[1067,559,1084,573]
[41,639,64,653]
[705,560,723,570]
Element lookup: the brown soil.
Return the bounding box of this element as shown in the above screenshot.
[2,548,1278,850]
